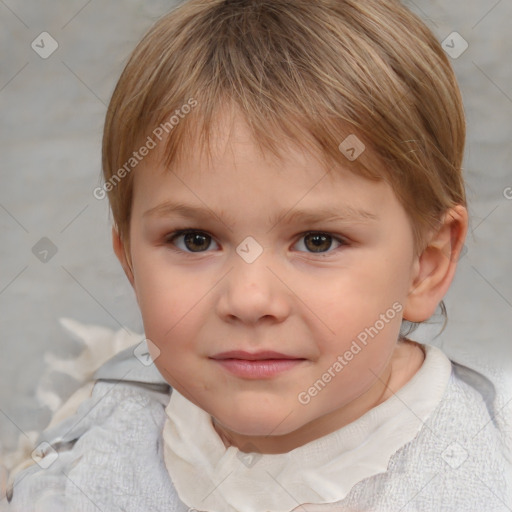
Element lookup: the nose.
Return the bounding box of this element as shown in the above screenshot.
[215,251,291,325]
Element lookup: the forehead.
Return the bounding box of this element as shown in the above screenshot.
[132,114,397,231]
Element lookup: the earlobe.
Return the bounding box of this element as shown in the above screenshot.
[112,226,135,288]
[402,205,468,323]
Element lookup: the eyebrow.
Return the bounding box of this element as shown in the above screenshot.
[143,201,378,226]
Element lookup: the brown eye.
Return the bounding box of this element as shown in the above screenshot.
[296,232,344,254]
[183,232,211,252]
[304,233,332,252]
[169,231,217,252]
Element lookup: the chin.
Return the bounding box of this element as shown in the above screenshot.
[214,405,306,438]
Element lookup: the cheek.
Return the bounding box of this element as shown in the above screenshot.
[309,261,405,338]
[308,265,405,382]
[138,274,205,389]
[131,250,204,345]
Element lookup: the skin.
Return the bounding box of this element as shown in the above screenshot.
[114,108,468,455]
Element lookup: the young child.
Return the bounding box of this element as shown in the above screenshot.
[5,0,511,510]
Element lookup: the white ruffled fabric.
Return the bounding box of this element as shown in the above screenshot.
[163,344,452,512]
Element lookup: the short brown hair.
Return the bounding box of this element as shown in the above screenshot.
[102,0,466,254]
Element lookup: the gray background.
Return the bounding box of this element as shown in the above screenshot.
[0,0,511,455]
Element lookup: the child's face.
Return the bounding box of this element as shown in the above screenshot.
[122,109,423,452]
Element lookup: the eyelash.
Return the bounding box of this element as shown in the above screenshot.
[164,229,348,256]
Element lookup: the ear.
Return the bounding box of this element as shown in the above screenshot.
[112,226,135,288]
[403,205,468,322]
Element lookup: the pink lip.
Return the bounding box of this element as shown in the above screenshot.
[210,351,306,379]
[211,350,301,361]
